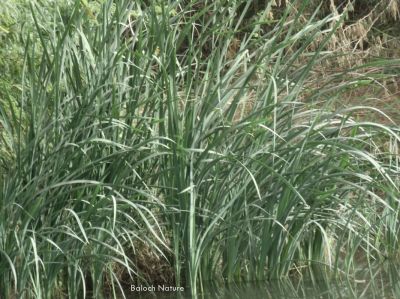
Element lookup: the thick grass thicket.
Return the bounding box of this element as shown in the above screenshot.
[0,1,400,298]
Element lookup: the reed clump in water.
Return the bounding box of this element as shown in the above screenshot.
[0,1,399,298]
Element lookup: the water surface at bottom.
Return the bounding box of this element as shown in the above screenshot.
[126,265,400,299]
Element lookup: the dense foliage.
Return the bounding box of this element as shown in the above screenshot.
[0,1,399,298]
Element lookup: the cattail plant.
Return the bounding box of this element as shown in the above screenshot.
[0,0,399,298]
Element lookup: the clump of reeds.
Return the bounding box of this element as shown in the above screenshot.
[0,1,399,298]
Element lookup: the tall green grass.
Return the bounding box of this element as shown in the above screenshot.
[1,0,400,298]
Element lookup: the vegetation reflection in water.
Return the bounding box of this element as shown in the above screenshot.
[130,264,400,299]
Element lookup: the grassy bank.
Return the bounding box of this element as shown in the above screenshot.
[1,0,400,298]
